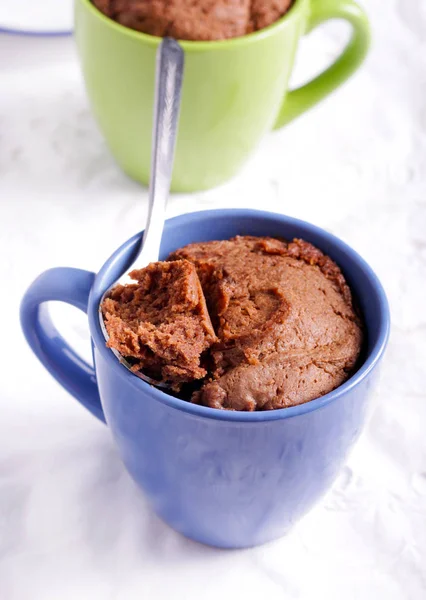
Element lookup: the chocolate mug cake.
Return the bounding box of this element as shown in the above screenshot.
[102,236,363,411]
[92,0,294,41]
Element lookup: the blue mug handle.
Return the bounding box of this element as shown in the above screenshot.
[20,267,106,423]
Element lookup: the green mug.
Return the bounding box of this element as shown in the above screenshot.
[75,0,370,192]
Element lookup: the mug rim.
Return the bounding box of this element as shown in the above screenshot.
[88,209,390,423]
[77,0,307,51]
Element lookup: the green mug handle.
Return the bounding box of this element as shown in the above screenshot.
[274,0,371,129]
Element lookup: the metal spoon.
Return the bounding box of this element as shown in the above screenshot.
[98,37,184,387]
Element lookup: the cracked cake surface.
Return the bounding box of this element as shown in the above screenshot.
[170,236,363,410]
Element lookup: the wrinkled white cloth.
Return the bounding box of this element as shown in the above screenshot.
[1,1,426,598]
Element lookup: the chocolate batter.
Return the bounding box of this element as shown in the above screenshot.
[102,236,363,411]
[92,0,294,41]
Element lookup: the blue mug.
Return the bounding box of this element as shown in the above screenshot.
[20,210,390,548]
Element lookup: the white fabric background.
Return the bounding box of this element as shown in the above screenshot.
[1,1,426,598]
[0,0,73,34]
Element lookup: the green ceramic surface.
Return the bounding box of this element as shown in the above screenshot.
[75,0,370,192]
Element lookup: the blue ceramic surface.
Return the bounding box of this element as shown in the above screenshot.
[20,209,390,548]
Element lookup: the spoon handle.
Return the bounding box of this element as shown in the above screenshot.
[139,38,184,266]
